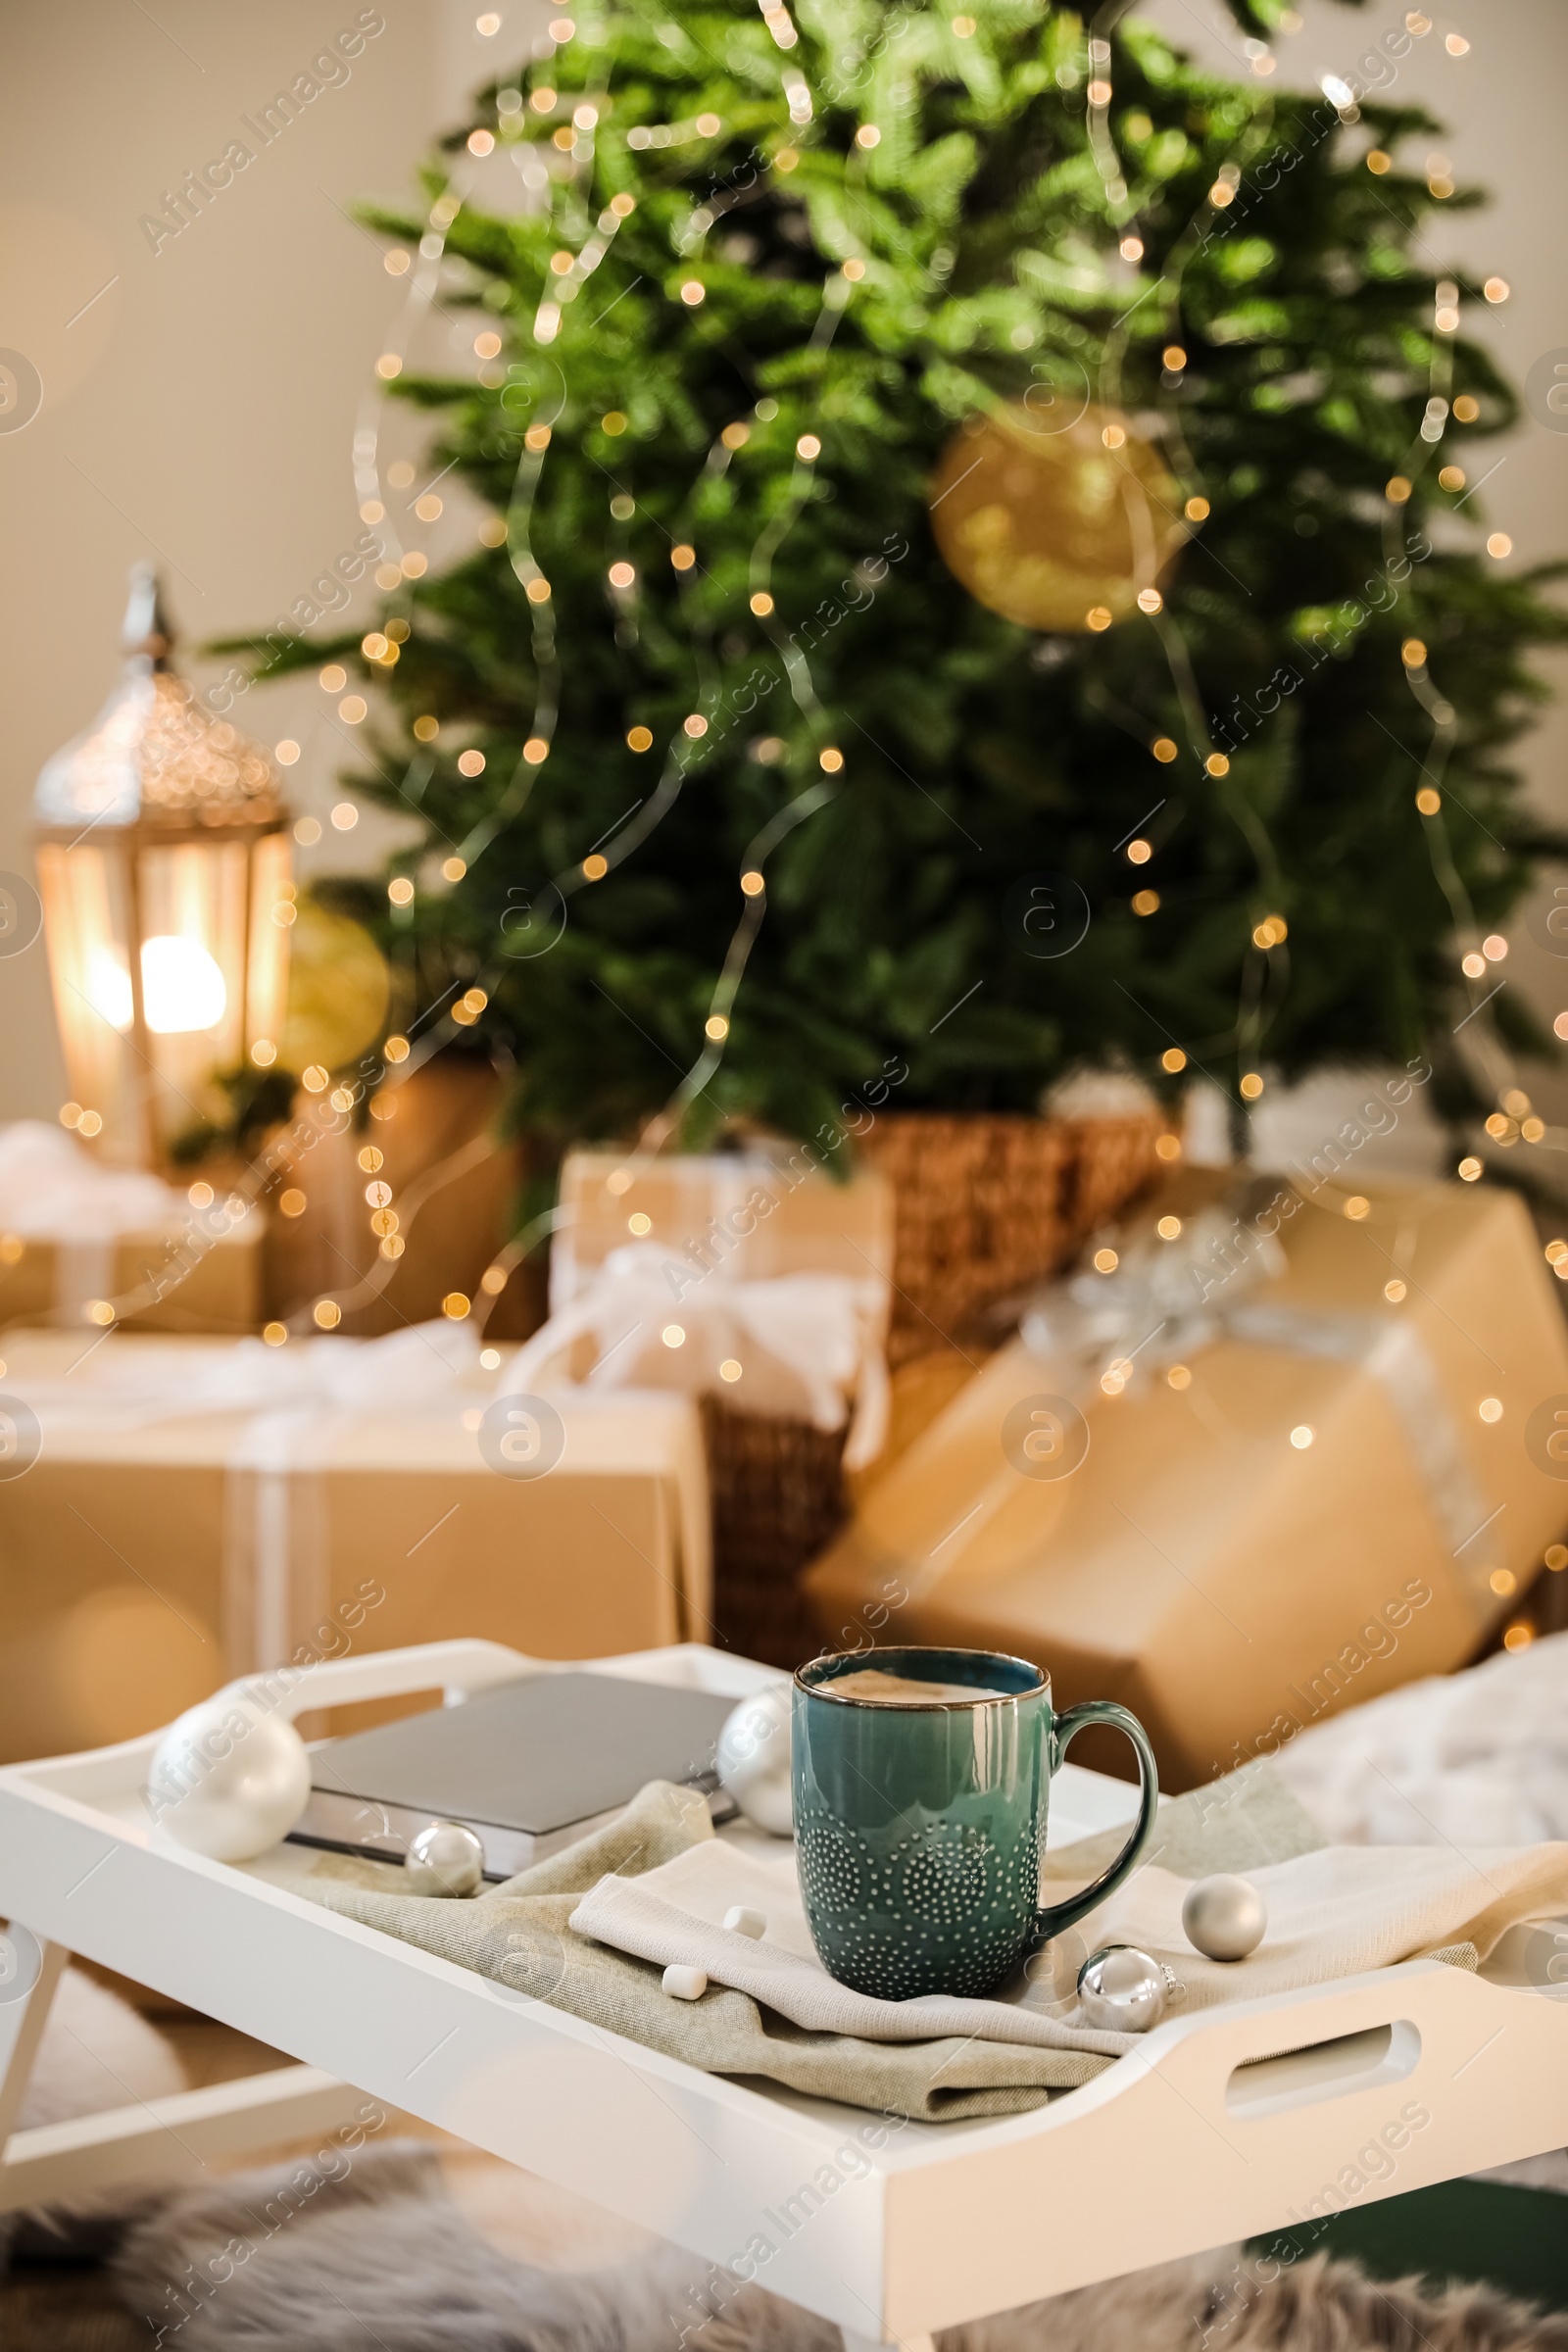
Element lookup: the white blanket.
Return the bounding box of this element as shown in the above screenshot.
[1279,1628,1568,1847]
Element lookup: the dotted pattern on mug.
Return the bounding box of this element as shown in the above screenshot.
[797,1814,1043,2000]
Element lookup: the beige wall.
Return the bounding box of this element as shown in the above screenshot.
[2,0,1563,1133]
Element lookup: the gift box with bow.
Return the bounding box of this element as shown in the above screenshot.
[0,1122,262,1336]
[544,1150,894,1665]
[805,1174,1568,1788]
[0,1322,709,1764]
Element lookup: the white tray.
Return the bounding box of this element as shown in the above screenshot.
[2,1639,1565,2349]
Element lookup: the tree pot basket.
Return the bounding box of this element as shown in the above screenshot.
[857,1112,1074,1364]
[858,1110,1165,1363]
[1062,1111,1167,1240]
[701,1397,849,1671]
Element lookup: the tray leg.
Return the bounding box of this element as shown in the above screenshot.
[0,1927,70,2153]
[0,2066,380,2216]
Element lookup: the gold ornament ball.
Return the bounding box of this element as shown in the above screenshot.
[279,899,392,1075]
[929,402,1186,632]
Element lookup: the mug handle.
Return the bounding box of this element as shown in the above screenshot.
[1030,1699,1159,1946]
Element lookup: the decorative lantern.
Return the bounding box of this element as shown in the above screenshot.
[33,567,291,1168]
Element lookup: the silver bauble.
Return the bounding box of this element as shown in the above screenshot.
[1076,1944,1172,2033]
[1182,1873,1267,1961]
[146,1685,312,1863]
[406,1820,486,1897]
[715,1684,794,1836]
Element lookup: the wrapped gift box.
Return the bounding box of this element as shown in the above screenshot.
[0,1221,263,1336]
[263,1057,538,1339]
[0,1121,263,1335]
[552,1147,894,1308]
[550,1148,893,1666]
[806,1175,1568,1788]
[0,1328,709,1764]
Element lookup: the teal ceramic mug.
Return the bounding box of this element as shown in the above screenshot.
[792,1645,1157,2001]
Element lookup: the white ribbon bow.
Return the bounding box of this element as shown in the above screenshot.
[10,1316,484,1429]
[1023,1206,1287,1386]
[509,1241,891,1471]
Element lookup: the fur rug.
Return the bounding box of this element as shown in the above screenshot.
[2,1967,187,2264]
[115,2142,1568,2352]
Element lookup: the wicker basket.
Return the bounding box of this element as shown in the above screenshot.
[858,1109,1170,1362]
[857,1112,1074,1364]
[1061,1111,1166,1241]
[702,1111,1167,1663]
[701,1397,851,1670]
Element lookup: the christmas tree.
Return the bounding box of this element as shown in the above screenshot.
[221,0,1567,1172]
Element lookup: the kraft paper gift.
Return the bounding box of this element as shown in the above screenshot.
[0,1120,262,1335]
[0,1325,709,1764]
[263,1058,534,1340]
[515,1243,892,1469]
[805,1175,1568,1789]
[0,1224,263,1336]
[550,1147,894,1455]
[552,1149,894,1308]
[547,1150,898,1667]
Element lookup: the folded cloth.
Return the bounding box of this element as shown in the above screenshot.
[567,1809,1568,2043]
[570,1852,1135,2059]
[291,1760,1324,2125]
[1076,1841,1568,2008]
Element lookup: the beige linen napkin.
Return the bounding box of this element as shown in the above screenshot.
[569,1845,1135,2058]
[570,1824,1568,2040]
[1077,1842,1568,2007]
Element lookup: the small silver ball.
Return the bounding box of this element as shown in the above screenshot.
[1076,1944,1171,2033]
[406,1820,486,1897]
[1182,1873,1266,1961]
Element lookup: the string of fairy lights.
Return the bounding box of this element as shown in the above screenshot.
[288,0,1558,1337]
[1067,1,1541,1163]
[409,0,863,1182]
[276,7,815,1325]
[498,0,863,1157]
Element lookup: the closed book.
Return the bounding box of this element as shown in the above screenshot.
[290,1670,740,1880]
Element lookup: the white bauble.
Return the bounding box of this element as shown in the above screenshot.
[146,1684,312,1862]
[715,1684,794,1837]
